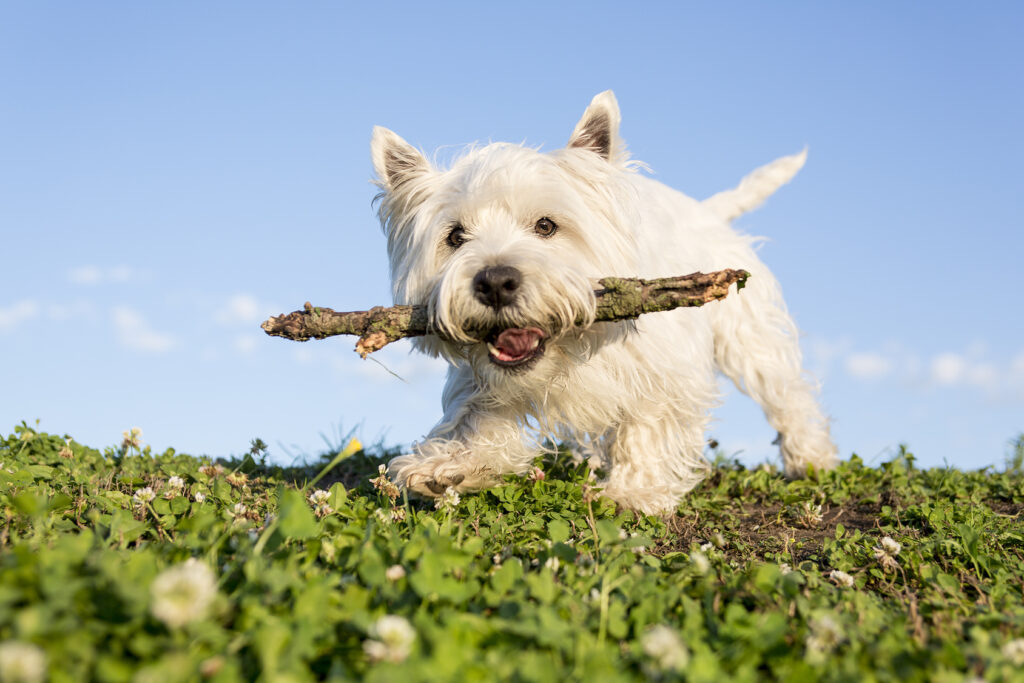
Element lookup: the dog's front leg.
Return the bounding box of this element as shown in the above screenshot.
[389,368,536,498]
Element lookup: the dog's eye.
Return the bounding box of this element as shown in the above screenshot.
[446,224,467,249]
[534,217,558,238]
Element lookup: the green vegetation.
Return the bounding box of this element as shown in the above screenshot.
[1,423,1023,682]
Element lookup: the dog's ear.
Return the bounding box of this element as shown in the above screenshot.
[372,126,432,193]
[568,90,624,162]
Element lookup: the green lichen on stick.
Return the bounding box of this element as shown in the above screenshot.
[260,268,749,357]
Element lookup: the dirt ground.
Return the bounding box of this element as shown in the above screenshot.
[654,491,1024,562]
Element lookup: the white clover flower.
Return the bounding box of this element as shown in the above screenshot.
[544,557,561,572]
[307,489,333,518]
[641,625,689,672]
[122,427,143,450]
[369,465,400,500]
[58,438,74,460]
[389,507,406,523]
[150,558,218,629]
[805,614,844,663]
[829,569,854,588]
[492,554,503,565]
[800,502,824,527]
[699,541,713,552]
[690,549,710,574]
[873,536,902,572]
[199,464,225,478]
[363,615,415,663]
[880,536,901,556]
[133,487,156,506]
[385,565,406,582]
[308,489,330,505]
[0,641,46,683]
[434,486,460,509]
[1002,638,1024,666]
[166,476,185,490]
[231,503,248,517]
[194,491,206,503]
[779,563,794,575]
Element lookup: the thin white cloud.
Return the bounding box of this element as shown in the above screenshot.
[68,265,138,285]
[844,352,892,381]
[111,306,177,353]
[930,352,965,385]
[216,294,265,326]
[805,335,852,380]
[0,300,39,333]
[929,352,998,391]
[831,341,1019,399]
[1011,351,1024,375]
[45,300,96,322]
[233,334,258,354]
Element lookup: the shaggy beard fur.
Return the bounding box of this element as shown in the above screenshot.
[371,91,838,514]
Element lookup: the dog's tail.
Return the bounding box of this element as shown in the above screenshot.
[702,148,807,221]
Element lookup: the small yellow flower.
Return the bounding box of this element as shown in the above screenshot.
[340,438,363,458]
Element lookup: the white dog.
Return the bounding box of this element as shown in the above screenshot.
[372,91,837,514]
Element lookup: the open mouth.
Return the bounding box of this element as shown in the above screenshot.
[485,327,547,368]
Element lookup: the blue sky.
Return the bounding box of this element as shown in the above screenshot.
[2,2,1021,470]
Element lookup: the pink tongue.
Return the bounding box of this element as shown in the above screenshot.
[493,327,545,359]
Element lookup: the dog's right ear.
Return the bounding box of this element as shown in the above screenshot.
[371,126,432,193]
[568,90,626,164]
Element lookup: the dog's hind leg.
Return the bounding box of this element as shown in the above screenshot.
[600,406,712,515]
[710,270,838,476]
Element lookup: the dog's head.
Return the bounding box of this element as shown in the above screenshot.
[371,91,639,377]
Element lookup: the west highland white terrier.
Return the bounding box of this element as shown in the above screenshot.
[371,91,837,514]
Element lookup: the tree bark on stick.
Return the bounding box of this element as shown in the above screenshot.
[261,268,749,358]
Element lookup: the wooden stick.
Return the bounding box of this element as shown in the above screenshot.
[261,269,749,358]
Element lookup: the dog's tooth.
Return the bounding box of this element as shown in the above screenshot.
[529,338,539,350]
[487,342,500,358]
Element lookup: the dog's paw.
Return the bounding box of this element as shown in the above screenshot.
[388,452,490,498]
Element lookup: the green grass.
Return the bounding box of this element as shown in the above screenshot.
[1,422,1023,682]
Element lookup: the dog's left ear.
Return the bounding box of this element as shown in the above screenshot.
[371,126,432,193]
[568,90,625,163]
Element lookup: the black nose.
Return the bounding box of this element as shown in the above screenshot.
[473,265,522,309]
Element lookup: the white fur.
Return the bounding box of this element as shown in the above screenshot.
[371,91,838,514]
